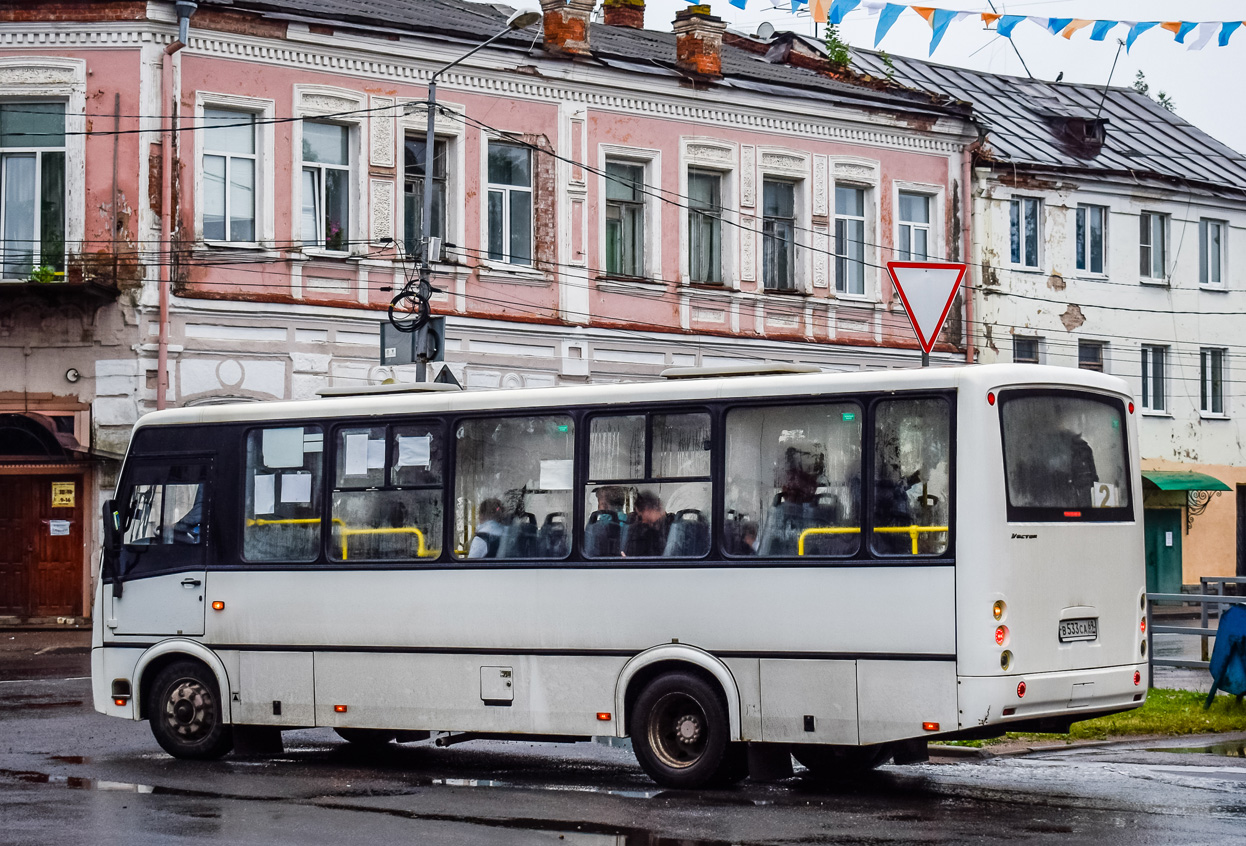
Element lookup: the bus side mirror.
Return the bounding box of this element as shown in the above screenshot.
[102,499,122,555]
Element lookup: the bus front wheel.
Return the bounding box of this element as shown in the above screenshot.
[630,672,745,789]
[148,660,234,760]
[791,743,888,780]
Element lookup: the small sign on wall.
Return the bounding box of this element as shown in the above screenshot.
[49,520,71,537]
[51,482,75,508]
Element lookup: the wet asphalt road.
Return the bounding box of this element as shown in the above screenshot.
[1,636,1245,845]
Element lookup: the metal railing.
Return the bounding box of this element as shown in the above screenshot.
[1146,577,1246,683]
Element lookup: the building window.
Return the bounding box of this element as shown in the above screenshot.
[202,108,256,243]
[301,121,350,251]
[897,192,930,261]
[605,160,644,277]
[1200,219,1225,286]
[762,180,796,291]
[1141,346,1166,412]
[1013,337,1040,364]
[1075,204,1106,275]
[1139,212,1166,280]
[688,169,722,284]
[835,185,866,294]
[403,137,447,260]
[0,102,65,278]
[1010,197,1041,268]
[1078,340,1105,372]
[487,141,532,266]
[1201,348,1225,415]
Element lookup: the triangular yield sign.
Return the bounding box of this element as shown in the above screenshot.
[886,262,967,355]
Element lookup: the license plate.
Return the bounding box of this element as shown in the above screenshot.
[1059,617,1098,642]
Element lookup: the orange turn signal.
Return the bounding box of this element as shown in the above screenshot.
[334,705,348,713]
[596,712,612,721]
[114,698,128,707]
[211,601,225,611]
[922,722,940,732]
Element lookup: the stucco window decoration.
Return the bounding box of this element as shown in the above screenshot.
[1199,219,1225,286]
[1200,348,1226,415]
[834,186,866,295]
[301,122,351,252]
[487,141,533,266]
[1009,197,1041,269]
[1139,211,1167,280]
[762,180,796,291]
[1141,345,1167,412]
[688,170,722,284]
[404,137,448,260]
[1075,204,1106,275]
[202,109,256,243]
[897,192,930,262]
[604,160,644,277]
[0,102,65,279]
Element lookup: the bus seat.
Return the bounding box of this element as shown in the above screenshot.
[664,509,708,557]
[498,512,538,558]
[538,512,569,558]
[584,511,623,557]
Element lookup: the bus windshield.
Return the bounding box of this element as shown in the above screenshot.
[1000,390,1132,521]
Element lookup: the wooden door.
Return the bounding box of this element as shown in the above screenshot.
[0,475,83,617]
[0,476,33,615]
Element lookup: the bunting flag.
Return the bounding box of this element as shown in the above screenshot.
[725,2,1246,55]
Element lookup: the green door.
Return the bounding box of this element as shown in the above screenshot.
[1144,509,1183,595]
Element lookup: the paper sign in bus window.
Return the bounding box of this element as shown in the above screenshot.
[1093,483,1120,508]
[254,474,276,515]
[397,435,432,468]
[367,439,386,469]
[262,428,305,468]
[540,459,574,491]
[280,472,312,504]
[303,431,324,453]
[344,433,370,476]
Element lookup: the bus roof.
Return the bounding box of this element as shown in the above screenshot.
[133,363,1131,431]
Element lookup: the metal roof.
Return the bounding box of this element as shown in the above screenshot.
[847,49,1246,194]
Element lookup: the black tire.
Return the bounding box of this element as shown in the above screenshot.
[148,660,233,760]
[334,727,397,747]
[630,671,740,789]
[791,743,888,780]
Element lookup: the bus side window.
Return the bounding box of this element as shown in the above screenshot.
[243,426,324,563]
[724,403,862,558]
[871,398,950,556]
[328,424,444,561]
[454,415,575,560]
[119,462,209,577]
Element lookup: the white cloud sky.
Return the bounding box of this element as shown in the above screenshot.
[634,1,1245,152]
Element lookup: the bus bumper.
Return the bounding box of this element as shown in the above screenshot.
[958,663,1147,730]
[92,646,143,720]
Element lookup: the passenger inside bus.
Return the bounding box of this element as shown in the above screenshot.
[622,490,672,557]
[584,485,629,557]
[468,497,506,558]
[756,444,852,556]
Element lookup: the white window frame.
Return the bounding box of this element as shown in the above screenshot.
[1200,218,1226,288]
[1009,196,1042,269]
[1074,203,1108,276]
[400,101,464,266]
[194,92,274,249]
[833,183,869,296]
[292,85,366,258]
[1200,347,1227,417]
[892,181,943,266]
[1139,211,1167,282]
[757,148,812,295]
[594,144,661,283]
[1140,345,1167,413]
[1013,335,1041,364]
[0,58,85,280]
[486,136,535,267]
[763,178,799,293]
[679,139,735,288]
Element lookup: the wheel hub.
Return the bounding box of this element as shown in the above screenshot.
[165,681,213,738]
[674,714,701,745]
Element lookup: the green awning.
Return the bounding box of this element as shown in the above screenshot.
[1141,471,1231,491]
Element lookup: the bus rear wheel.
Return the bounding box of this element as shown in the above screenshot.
[148,660,233,760]
[791,743,888,780]
[630,672,744,789]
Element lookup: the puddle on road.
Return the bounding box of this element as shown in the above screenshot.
[1150,741,1246,758]
[2,768,156,793]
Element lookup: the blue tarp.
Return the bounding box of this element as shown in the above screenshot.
[1207,605,1246,704]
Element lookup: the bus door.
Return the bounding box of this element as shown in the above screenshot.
[108,460,211,638]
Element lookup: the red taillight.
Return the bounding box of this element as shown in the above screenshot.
[1134,671,1141,686]
[1064,511,1081,518]
[995,625,1009,646]
[1017,681,1027,698]
[1140,618,1147,634]
[987,391,996,406]
[1128,402,1135,414]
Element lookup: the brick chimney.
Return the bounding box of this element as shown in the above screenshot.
[541,0,594,56]
[603,0,645,29]
[673,4,726,78]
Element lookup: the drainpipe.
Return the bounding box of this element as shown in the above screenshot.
[961,147,975,365]
[157,2,196,410]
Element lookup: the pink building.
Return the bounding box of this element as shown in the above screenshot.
[0,0,975,620]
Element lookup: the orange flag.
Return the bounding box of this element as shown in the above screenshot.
[912,7,936,25]
[982,13,1001,26]
[1160,21,1184,34]
[1061,19,1094,39]
[811,0,830,24]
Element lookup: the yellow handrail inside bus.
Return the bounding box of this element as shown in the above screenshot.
[798,525,948,556]
[339,527,429,559]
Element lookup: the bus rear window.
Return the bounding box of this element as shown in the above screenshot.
[1000,391,1132,522]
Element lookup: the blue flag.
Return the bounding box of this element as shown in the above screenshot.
[1046,18,1072,34]
[929,8,956,55]
[1221,21,1243,47]
[1172,22,1198,43]
[829,0,860,26]
[1090,21,1118,42]
[1126,21,1158,51]
[875,3,904,47]
[997,15,1025,38]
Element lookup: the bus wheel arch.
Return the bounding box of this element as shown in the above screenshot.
[616,646,742,741]
[135,641,232,725]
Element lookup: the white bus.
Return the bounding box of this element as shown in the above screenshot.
[92,363,1147,788]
